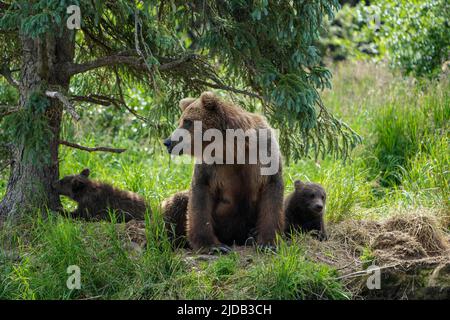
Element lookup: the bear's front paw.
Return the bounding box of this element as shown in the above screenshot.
[208,244,232,255]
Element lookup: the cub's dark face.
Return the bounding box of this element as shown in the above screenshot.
[293,180,326,215]
[52,169,91,199]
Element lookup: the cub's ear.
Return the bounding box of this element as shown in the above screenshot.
[294,180,304,190]
[179,98,196,111]
[200,91,218,111]
[80,168,90,177]
[72,178,86,193]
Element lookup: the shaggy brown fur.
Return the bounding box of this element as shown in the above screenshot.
[163,92,284,253]
[52,169,148,222]
[284,180,327,240]
[162,190,189,248]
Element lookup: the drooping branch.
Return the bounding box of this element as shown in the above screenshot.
[59,140,126,153]
[114,70,150,123]
[192,79,264,100]
[70,95,114,106]
[45,91,80,121]
[0,64,19,88]
[70,92,151,123]
[0,2,9,9]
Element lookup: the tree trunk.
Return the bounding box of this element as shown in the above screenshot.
[0,31,75,221]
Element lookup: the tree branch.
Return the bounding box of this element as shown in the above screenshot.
[70,95,113,106]
[192,79,264,100]
[0,64,19,88]
[159,53,200,71]
[64,51,143,76]
[45,91,80,121]
[64,51,200,76]
[70,93,150,123]
[114,71,151,123]
[59,140,126,154]
[0,105,19,117]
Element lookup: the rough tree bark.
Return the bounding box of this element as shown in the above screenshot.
[0,30,75,220]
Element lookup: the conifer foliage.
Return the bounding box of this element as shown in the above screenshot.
[0,1,359,218]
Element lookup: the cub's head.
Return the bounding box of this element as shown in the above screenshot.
[163,91,232,157]
[292,180,326,215]
[52,168,91,199]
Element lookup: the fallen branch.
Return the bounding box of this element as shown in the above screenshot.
[335,264,398,280]
[45,91,80,121]
[59,140,126,153]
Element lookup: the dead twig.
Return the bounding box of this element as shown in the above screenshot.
[45,91,80,121]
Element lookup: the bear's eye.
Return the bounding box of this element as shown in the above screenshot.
[310,194,315,199]
[183,119,193,129]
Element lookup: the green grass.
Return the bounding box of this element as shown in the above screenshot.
[0,61,448,299]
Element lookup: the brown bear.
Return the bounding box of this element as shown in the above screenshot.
[163,91,284,253]
[284,180,327,240]
[52,168,148,222]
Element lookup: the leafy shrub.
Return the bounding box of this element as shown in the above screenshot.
[375,0,450,78]
[320,1,449,78]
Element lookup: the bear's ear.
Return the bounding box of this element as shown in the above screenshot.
[294,180,304,190]
[200,91,218,111]
[72,177,86,193]
[80,168,90,178]
[179,97,196,111]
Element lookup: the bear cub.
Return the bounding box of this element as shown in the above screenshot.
[52,168,148,222]
[162,190,189,248]
[284,180,327,240]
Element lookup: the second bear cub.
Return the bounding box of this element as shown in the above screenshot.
[284,180,327,240]
[52,168,148,222]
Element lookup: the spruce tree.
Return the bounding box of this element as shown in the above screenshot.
[0,0,359,219]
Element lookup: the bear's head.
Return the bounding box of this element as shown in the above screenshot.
[163,91,227,155]
[52,168,91,200]
[292,180,326,216]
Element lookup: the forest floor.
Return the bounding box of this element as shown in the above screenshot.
[124,207,450,299]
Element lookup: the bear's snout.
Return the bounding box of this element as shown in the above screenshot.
[314,203,323,212]
[163,137,173,153]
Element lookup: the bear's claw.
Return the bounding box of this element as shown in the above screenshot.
[208,244,232,255]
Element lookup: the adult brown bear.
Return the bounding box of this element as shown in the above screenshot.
[163,91,284,253]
